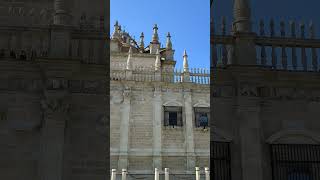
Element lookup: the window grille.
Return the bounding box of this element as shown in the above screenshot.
[211,141,231,180]
[164,106,182,127]
[194,107,210,128]
[270,144,320,180]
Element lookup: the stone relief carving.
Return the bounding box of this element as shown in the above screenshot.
[0,78,106,94]
[40,97,71,115]
[122,86,131,104]
[240,84,258,97]
[110,91,123,104]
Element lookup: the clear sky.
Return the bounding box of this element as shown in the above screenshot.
[111,0,210,70]
[212,0,320,36]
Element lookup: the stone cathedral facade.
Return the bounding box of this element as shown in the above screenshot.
[0,1,108,180]
[110,22,210,178]
[211,1,320,180]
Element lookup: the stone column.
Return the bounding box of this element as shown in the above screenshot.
[164,168,169,180]
[154,168,159,180]
[237,96,263,180]
[121,169,127,180]
[195,167,200,180]
[153,86,162,169]
[111,169,117,180]
[232,0,257,66]
[183,90,195,170]
[118,87,131,170]
[39,97,70,180]
[205,167,210,180]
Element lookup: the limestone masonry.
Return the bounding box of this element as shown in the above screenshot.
[110,21,210,179]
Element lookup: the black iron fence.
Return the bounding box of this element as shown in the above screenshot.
[270,144,320,180]
[211,141,231,180]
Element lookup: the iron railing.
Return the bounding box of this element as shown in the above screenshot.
[211,141,231,180]
[270,144,320,180]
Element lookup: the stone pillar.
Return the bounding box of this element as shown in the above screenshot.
[195,167,200,180]
[153,86,162,169]
[183,90,195,170]
[237,96,263,180]
[121,169,127,180]
[154,168,160,180]
[111,169,117,180]
[118,87,131,170]
[232,0,257,66]
[233,0,252,33]
[165,168,169,180]
[39,97,70,180]
[205,167,210,180]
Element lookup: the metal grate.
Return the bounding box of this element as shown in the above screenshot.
[270,144,320,180]
[211,141,231,180]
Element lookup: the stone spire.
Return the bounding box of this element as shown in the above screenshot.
[150,24,160,54]
[233,0,252,33]
[183,50,189,73]
[112,21,120,39]
[126,47,133,70]
[139,32,145,50]
[166,32,172,50]
[152,24,159,43]
[53,0,70,25]
[155,49,161,71]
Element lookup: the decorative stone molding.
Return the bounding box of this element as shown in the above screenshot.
[40,97,71,115]
[193,100,210,107]
[266,129,320,144]
[239,84,258,97]
[211,126,233,142]
[122,87,131,104]
[163,100,183,107]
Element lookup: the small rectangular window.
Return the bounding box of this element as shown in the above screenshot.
[164,106,182,127]
[194,107,210,128]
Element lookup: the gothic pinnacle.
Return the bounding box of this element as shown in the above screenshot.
[183,50,189,73]
[152,24,159,43]
[139,32,145,50]
[166,32,172,50]
[126,47,133,70]
[112,21,120,39]
[233,0,252,32]
[53,0,69,25]
[155,49,161,71]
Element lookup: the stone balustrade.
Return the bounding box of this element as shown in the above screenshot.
[111,167,210,180]
[212,17,320,72]
[110,68,210,84]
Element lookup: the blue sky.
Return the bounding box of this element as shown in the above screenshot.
[111,0,210,69]
[213,0,320,36]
